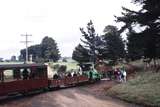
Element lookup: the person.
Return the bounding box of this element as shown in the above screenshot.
[107,70,112,80]
[30,70,36,79]
[121,67,127,82]
[67,72,72,77]
[89,71,93,81]
[53,73,59,79]
[73,72,77,77]
[114,68,121,82]
[13,69,21,80]
[117,68,122,82]
[114,68,119,81]
[22,69,29,80]
[77,72,81,76]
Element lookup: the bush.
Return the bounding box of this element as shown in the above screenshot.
[53,64,60,70]
[57,65,67,73]
[62,58,67,62]
[35,58,45,63]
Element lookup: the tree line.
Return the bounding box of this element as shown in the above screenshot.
[19,36,60,62]
[116,0,160,65]
[20,0,160,64]
[72,21,125,63]
[73,0,160,65]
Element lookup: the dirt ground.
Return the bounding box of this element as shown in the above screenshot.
[0,80,141,107]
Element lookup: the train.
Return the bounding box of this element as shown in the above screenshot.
[0,63,101,97]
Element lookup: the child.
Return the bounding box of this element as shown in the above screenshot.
[120,67,127,82]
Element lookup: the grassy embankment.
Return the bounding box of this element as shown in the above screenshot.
[107,67,160,106]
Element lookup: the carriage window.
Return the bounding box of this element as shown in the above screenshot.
[3,69,23,82]
[36,67,46,78]
[13,69,21,80]
[3,70,14,82]
[20,68,31,80]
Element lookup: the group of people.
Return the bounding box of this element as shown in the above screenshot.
[107,67,127,82]
[12,68,29,80]
[53,72,80,80]
[13,68,42,80]
[52,66,127,82]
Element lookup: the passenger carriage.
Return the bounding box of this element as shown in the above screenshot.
[0,64,48,96]
[49,73,89,88]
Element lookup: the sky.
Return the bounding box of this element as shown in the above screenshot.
[0,0,138,60]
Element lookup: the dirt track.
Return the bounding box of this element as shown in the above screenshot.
[0,81,140,107]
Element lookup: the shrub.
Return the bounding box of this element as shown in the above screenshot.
[62,58,67,62]
[53,64,60,70]
[57,65,67,73]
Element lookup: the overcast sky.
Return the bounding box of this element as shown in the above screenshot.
[0,0,137,59]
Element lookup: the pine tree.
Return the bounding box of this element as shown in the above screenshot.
[79,20,98,63]
[41,36,61,62]
[115,0,160,63]
[126,30,144,60]
[72,20,102,63]
[101,25,125,61]
[72,44,90,63]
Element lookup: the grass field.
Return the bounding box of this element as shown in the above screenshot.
[107,71,160,106]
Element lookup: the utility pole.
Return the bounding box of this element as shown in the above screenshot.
[21,33,32,63]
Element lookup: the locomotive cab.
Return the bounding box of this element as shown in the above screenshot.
[78,63,101,81]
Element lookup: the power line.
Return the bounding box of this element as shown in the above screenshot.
[20,33,32,63]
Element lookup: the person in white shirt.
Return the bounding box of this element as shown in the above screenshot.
[120,67,127,82]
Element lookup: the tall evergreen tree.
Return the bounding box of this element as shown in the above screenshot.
[115,0,160,62]
[79,20,102,63]
[72,20,102,63]
[41,36,61,62]
[101,25,125,61]
[126,30,144,60]
[72,44,90,63]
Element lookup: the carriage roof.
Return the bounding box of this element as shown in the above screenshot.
[0,63,47,70]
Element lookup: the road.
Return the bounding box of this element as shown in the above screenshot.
[0,81,140,107]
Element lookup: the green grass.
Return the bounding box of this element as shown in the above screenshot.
[107,71,160,106]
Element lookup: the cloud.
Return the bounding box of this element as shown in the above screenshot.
[0,0,137,59]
